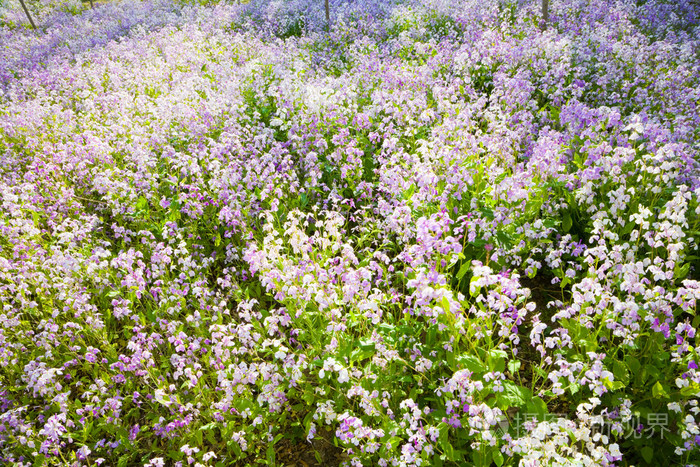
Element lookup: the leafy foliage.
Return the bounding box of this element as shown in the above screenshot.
[1,0,700,466]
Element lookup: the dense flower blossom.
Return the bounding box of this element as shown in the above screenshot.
[0,0,699,465]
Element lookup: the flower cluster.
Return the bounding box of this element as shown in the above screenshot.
[1,0,699,465]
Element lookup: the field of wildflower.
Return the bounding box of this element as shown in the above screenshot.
[1,0,700,465]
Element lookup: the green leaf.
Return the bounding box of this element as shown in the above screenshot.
[498,381,532,408]
[560,276,571,289]
[562,212,572,232]
[492,450,504,467]
[627,356,641,375]
[472,449,491,466]
[480,207,495,220]
[543,218,557,229]
[350,339,375,362]
[680,383,700,397]
[266,443,276,464]
[169,200,181,221]
[403,185,416,201]
[456,262,470,280]
[136,196,148,211]
[205,428,217,445]
[549,105,561,124]
[457,354,487,374]
[438,422,450,448]
[602,378,625,391]
[621,219,636,235]
[441,296,451,314]
[487,349,507,373]
[612,360,629,385]
[675,262,691,280]
[228,439,243,457]
[495,230,511,248]
[652,381,669,399]
[641,446,654,463]
[525,396,548,420]
[507,360,521,374]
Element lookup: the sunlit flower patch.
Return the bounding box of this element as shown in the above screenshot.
[1,0,699,465]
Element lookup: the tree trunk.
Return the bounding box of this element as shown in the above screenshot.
[19,0,36,30]
[542,0,549,30]
[324,0,330,27]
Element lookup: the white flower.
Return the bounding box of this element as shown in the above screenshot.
[154,389,172,406]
